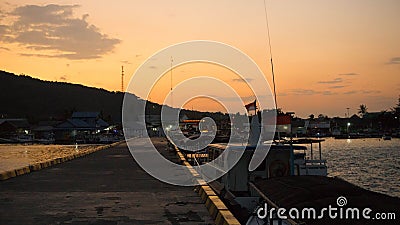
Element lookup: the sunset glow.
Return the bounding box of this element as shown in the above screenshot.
[1,0,399,117]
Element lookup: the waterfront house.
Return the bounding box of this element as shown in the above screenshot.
[71,112,109,130]
[31,120,61,143]
[54,112,109,143]
[0,118,31,141]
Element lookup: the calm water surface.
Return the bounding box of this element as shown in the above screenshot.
[319,138,400,198]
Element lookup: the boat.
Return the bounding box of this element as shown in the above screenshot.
[99,134,120,143]
[382,135,392,140]
[202,1,400,222]
[0,137,14,143]
[34,137,55,144]
[178,113,400,224]
[246,176,400,225]
[13,134,34,143]
[175,2,400,223]
[176,113,326,223]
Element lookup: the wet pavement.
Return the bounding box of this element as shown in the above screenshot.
[0,139,213,225]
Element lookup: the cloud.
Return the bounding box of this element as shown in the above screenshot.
[387,57,400,65]
[317,78,343,84]
[291,89,318,95]
[19,53,56,57]
[0,46,10,51]
[339,73,358,76]
[361,90,381,94]
[0,25,8,36]
[328,85,346,89]
[0,4,120,59]
[121,60,132,65]
[232,78,254,83]
[344,91,358,95]
[207,94,262,103]
[0,9,6,22]
[290,89,336,96]
[321,91,335,95]
[343,90,381,95]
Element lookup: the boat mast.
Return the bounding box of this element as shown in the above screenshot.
[263,0,281,143]
[263,0,278,112]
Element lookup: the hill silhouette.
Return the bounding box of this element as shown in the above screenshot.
[0,70,228,124]
[0,70,127,123]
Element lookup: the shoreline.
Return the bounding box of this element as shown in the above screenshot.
[0,141,123,180]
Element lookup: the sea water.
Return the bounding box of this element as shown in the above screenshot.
[320,138,400,198]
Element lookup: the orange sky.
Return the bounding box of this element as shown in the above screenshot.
[0,0,399,117]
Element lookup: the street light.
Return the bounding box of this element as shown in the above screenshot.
[347,122,351,134]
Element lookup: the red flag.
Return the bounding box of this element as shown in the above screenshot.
[245,100,257,112]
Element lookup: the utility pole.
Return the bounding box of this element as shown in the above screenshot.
[170,57,173,108]
[121,66,124,92]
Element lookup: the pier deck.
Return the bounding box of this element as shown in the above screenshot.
[0,139,213,224]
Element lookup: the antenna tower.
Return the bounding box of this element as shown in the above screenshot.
[170,56,173,108]
[121,66,124,92]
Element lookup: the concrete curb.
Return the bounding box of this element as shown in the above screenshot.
[0,141,124,181]
[196,185,241,225]
[173,146,241,225]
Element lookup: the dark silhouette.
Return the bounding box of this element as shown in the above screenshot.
[358,104,368,118]
[0,70,229,125]
[0,70,125,123]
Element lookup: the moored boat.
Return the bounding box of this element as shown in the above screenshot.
[177,114,399,224]
[382,135,392,140]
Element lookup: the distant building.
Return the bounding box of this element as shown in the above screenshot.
[0,118,30,139]
[291,119,307,136]
[307,119,331,136]
[144,113,192,137]
[276,115,292,134]
[54,112,109,143]
[71,112,109,129]
[31,120,60,143]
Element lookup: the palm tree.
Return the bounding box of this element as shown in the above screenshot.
[358,104,368,118]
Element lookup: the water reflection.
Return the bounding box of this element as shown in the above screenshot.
[322,138,400,197]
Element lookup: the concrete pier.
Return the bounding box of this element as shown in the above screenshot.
[0,139,214,224]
